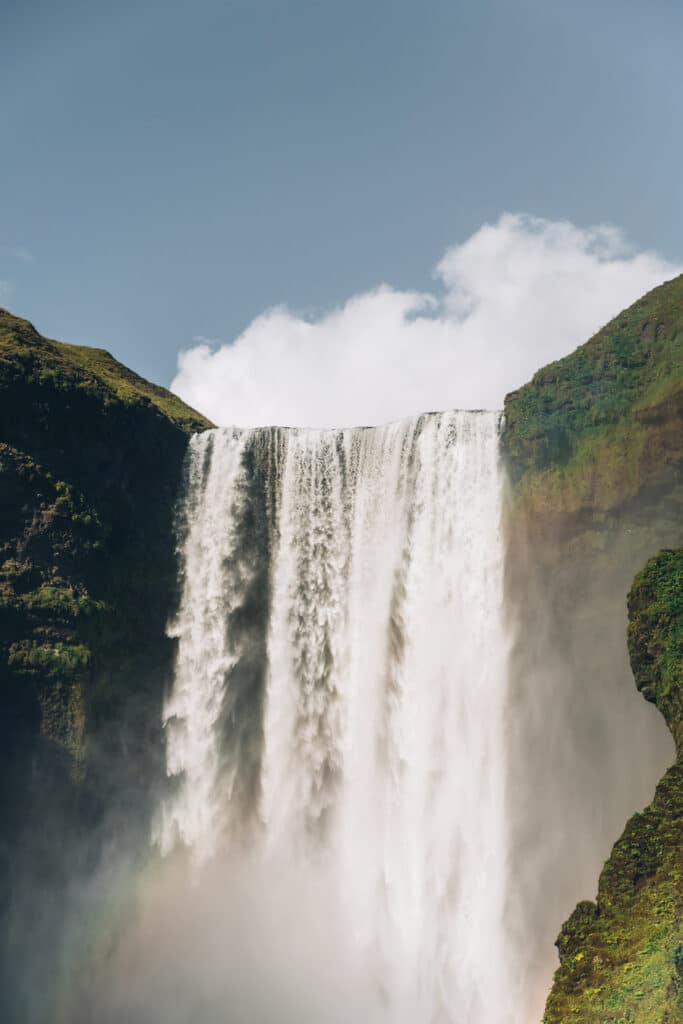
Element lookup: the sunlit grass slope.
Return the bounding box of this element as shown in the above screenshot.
[503,273,683,516]
[0,309,213,433]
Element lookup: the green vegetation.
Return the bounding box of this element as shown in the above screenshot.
[8,639,91,678]
[0,308,213,433]
[628,549,683,753]
[0,306,212,841]
[543,550,683,1024]
[503,273,683,516]
[9,581,105,620]
[0,306,218,1018]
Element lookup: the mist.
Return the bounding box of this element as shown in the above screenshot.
[5,484,678,1024]
[73,849,379,1024]
[501,486,679,1019]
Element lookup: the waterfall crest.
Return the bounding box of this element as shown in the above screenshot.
[154,410,513,1023]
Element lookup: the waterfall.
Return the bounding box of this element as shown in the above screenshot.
[154,410,513,1024]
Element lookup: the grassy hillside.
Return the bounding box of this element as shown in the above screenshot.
[503,273,683,517]
[0,309,212,433]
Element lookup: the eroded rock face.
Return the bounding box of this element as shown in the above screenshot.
[543,550,683,1024]
[0,310,212,1018]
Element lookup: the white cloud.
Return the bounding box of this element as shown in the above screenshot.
[0,280,14,304]
[171,214,681,427]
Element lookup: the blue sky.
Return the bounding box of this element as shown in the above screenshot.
[2,0,682,415]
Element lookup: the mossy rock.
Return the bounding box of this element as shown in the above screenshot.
[543,550,683,1023]
[628,549,683,753]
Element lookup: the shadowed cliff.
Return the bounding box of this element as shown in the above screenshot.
[0,309,212,1020]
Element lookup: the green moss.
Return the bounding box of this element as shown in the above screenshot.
[16,582,106,620]
[8,639,91,678]
[544,550,683,1023]
[627,550,683,750]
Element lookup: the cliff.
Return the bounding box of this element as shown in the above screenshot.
[503,273,683,527]
[501,274,683,1021]
[0,309,212,1017]
[543,549,683,1023]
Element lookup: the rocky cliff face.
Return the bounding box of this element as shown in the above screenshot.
[0,310,212,1018]
[543,549,683,1023]
[501,275,683,1020]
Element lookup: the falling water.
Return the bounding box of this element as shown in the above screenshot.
[154,411,513,1023]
